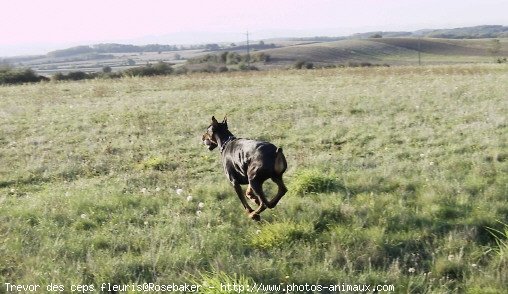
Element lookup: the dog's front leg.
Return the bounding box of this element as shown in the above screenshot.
[233,183,254,214]
[250,202,266,220]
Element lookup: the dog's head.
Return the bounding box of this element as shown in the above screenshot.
[202,116,228,151]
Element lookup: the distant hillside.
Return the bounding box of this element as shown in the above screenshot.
[260,38,508,65]
[2,25,507,73]
[293,25,508,41]
[47,43,181,58]
[424,25,508,38]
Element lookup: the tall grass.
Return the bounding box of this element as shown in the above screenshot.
[0,64,507,292]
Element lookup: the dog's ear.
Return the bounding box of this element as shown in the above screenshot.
[222,115,228,127]
[211,116,219,127]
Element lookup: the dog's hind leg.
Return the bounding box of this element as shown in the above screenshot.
[268,176,288,208]
[249,179,272,210]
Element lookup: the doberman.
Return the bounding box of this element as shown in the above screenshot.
[202,116,288,221]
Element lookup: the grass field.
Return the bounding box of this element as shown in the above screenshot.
[0,64,507,293]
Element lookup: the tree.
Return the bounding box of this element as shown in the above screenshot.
[102,66,112,73]
[205,44,220,51]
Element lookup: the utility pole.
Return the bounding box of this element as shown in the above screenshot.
[246,31,251,68]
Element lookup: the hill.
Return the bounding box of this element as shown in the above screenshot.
[259,37,508,66]
[2,25,507,75]
[298,25,508,40]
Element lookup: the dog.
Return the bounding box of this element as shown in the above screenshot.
[202,116,288,221]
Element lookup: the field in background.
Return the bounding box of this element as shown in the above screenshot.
[0,64,507,293]
[261,38,508,67]
[4,37,508,75]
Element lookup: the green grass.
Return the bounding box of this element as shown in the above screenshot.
[1,64,507,293]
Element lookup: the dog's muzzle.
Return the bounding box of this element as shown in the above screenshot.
[202,134,218,150]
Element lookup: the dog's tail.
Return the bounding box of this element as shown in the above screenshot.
[274,147,287,176]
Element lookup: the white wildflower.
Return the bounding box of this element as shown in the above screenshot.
[187,195,193,202]
[408,268,416,273]
[198,202,205,209]
[176,188,183,195]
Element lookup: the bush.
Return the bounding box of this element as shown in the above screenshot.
[102,66,112,73]
[123,62,173,77]
[52,71,94,81]
[0,67,48,85]
[238,63,258,71]
[136,156,176,171]
[174,66,188,75]
[226,52,242,65]
[252,52,271,63]
[496,57,507,63]
[217,66,229,73]
[290,169,339,196]
[250,221,313,249]
[294,60,306,69]
[294,60,313,69]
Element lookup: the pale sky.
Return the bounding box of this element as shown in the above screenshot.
[1,0,507,56]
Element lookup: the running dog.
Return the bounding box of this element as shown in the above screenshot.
[202,116,287,221]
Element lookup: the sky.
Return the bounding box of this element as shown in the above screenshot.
[1,0,507,56]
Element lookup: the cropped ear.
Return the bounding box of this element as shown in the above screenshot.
[211,116,219,127]
[222,115,228,127]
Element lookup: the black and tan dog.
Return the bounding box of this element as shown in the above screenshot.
[202,116,287,221]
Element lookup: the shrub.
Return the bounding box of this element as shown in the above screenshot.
[290,169,339,196]
[102,66,112,73]
[294,60,306,69]
[433,257,466,280]
[0,67,47,85]
[238,63,258,71]
[487,221,508,265]
[496,57,507,63]
[174,66,188,75]
[252,52,271,63]
[250,221,313,249]
[294,60,313,69]
[123,62,173,77]
[153,61,173,74]
[226,52,242,65]
[217,66,229,73]
[51,71,94,81]
[136,156,176,171]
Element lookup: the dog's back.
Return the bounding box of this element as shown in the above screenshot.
[221,139,286,185]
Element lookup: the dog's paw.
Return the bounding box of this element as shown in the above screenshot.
[249,213,261,222]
